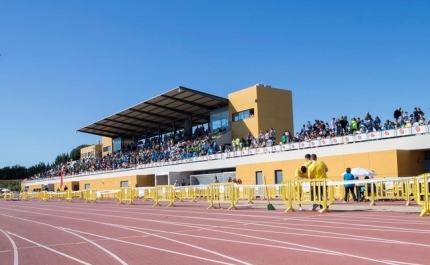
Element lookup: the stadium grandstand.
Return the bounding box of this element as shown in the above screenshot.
[25,84,430,192]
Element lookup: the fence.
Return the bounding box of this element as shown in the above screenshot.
[8,174,430,217]
[207,183,237,210]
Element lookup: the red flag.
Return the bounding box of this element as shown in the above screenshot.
[60,165,64,188]
[21,178,28,183]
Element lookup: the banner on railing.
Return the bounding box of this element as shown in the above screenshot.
[300,142,310,148]
[290,143,299,150]
[332,137,343,144]
[413,126,427,134]
[382,130,396,138]
[397,128,411,136]
[355,133,368,141]
[310,140,320,147]
[273,145,281,152]
[320,139,331,146]
[281,144,290,151]
[343,135,353,143]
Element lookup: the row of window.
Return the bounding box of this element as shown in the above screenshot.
[255,170,283,184]
[232,108,254,122]
[103,146,111,152]
[83,181,129,190]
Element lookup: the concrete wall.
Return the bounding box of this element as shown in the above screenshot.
[27,134,430,188]
[236,149,426,184]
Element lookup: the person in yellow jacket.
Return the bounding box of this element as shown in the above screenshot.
[308,154,328,210]
[295,166,307,211]
[304,154,312,169]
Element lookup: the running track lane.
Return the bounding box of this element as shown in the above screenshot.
[0,200,428,265]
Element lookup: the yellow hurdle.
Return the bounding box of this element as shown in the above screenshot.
[84,189,98,203]
[415,175,430,217]
[20,192,28,201]
[39,191,49,202]
[207,183,237,210]
[237,185,254,204]
[266,185,282,200]
[117,188,135,205]
[64,190,73,202]
[367,178,413,206]
[153,185,175,207]
[283,179,333,213]
[174,187,197,202]
[142,187,156,202]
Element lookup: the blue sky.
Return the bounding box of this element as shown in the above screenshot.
[1,1,429,167]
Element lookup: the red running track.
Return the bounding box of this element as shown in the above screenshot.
[0,199,428,265]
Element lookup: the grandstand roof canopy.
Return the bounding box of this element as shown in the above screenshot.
[77,86,229,139]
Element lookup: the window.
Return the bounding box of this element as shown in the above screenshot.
[113,137,122,152]
[84,184,90,190]
[255,171,263,185]
[275,170,283,184]
[120,181,129,188]
[210,107,230,132]
[232,109,254,122]
[103,146,111,152]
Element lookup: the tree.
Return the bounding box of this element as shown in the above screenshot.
[54,153,70,165]
[70,144,89,161]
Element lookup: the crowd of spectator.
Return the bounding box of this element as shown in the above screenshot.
[30,106,428,181]
[31,126,227,180]
[292,106,427,142]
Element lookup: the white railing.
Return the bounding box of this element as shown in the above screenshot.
[28,125,429,183]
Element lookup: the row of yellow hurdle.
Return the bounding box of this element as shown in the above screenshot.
[5,175,430,217]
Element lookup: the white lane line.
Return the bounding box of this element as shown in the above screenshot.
[55,228,243,265]
[0,229,18,265]
[98,221,398,265]
[0,205,426,265]
[15,203,430,235]
[1,205,429,247]
[6,231,91,265]
[0,213,242,265]
[57,227,128,265]
[6,203,429,235]
[95,223,253,265]
[382,260,425,265]
[109,223,341,256]
[0,210,398,265]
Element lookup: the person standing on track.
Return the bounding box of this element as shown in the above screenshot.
[308,154,328,211]
[343,168,357,203]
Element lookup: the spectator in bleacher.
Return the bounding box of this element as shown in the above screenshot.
[394,107,402,123]
[270,128,276,141]
[350,118,358,134]
[281,133,287,144]
[418,113,425,125]
[373,116,381,131]
[247,132,253,147]
[339,116,348,135]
